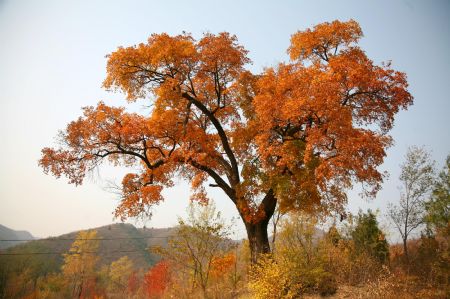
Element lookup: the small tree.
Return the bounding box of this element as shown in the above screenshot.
[144,260,171,298]
[425,154,450,235]
[278,212,320,268]
[326,224,341,246]
[387,146,436,260]
[61,230,99,298]
[108,256,134,297]
[153,202,234,298]
[269,206,285,254]
[352,210,389,263]
[424,155,450,287]
[250,212,337,297]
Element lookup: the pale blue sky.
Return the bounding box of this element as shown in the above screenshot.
[0,0,449,239]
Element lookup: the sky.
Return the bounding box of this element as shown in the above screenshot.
[0,0,449,240]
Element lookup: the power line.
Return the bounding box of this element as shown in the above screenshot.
[0,236,169,242]
[0,249,157,256]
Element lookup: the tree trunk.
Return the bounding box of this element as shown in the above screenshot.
[403,237,409,262]
[245,220,271,264]
[242,189,277,264]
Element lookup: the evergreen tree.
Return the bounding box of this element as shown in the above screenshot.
[352,210,389,263]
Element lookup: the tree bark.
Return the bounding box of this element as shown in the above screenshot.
[242,189,277,264]
[403,237,409,262]
[245,220,271,264]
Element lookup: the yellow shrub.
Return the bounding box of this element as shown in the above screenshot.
[248,255,297,299]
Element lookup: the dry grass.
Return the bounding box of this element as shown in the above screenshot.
[302,276,447,299]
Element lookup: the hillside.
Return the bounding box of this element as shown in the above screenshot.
[138,226,177,248]
[0,223,177,280]
[0,224,34,249]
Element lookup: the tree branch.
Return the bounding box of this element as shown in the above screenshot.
[181,92,240,185]
[189,159,236,204]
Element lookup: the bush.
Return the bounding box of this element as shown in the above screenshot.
[249,212,338,298]
[248,255,295,299]
[318,272,337,296]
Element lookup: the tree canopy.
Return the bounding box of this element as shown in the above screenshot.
[39,20,413,260]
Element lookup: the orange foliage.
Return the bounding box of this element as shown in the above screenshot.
[289,19,362,61]
[40,20,412,253]
[144,260,171,298]
[253,20,411,213]
[210,253,236,278]
[127,271,140,295]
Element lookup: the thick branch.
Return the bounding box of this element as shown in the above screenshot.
[181,92,240,185]
[189,159,236,204]
[258,189,277,225]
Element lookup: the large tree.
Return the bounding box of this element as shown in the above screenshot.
[39,20,412,263]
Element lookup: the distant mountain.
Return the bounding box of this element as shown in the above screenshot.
[0,224,35,249]
[0,223,177,279]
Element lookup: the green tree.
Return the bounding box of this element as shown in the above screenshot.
[35,273,65,299]
[425,155,450,289]
[2,268,36,299]
[387,146,436,260]
[352,210,389,263]
[425,155,450,234]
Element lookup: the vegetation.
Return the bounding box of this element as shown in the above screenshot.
[0,224,160,275]
[3,18,448,298]
[387,146,436,260]
[424,155,450,292]
[0,224,34,250]
[425,155,450,234]
[351,210,389,264]
[2,192,450,298]
[61,230,100,298]
[39,19,412,262]
[153,202,236,298]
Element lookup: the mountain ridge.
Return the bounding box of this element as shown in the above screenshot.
[0,224,35,249]
[0,223,177,280]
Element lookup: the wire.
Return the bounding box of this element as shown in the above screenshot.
[0,249,157,256]
[0,236,169,242]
